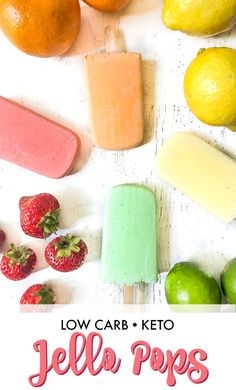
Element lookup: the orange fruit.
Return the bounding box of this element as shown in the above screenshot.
[83,0,130,13]
[0,0,81,57]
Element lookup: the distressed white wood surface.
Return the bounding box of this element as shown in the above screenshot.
[0,0,236,304]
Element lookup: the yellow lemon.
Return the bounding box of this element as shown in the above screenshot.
[163,0,236,36]
[184,48,236,131]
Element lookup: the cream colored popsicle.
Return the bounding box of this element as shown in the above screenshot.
[84,27,144,150]
[156,132,236,223]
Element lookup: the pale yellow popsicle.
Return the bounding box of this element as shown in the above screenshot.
[156,132,236,223]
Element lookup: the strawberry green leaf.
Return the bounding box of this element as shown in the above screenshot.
[37,209,60,239]
[53,234,81,259]
[5,244,31,266]
[34,286,56,304]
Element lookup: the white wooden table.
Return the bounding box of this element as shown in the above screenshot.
[0,0,235,305]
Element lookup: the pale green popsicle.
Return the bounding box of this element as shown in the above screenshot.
[102,184,158,285]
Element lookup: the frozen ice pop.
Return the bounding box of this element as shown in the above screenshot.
[84,27,144,150]
[0,96,80,178]
[102,184,158,285]
[156,132,236,223]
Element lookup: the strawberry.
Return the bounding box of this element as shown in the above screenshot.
[19,193,60,239]
[0,229,6,246]
[0,244,37,281]
[45,234,88,272]
[20,284,56,304]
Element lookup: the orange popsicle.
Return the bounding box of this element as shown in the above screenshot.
[85,36,144,150]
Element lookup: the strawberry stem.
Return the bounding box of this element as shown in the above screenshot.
[34,286,56,304]
[5,244,31,266]
[54,234,81,258]
[37,209,60,239]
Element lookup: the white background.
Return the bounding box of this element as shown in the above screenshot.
[0,0,236,305]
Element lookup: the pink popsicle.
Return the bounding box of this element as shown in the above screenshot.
[0,96,80,178]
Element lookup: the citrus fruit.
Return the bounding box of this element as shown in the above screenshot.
[0,0,81,57]
[165,262,222,304]
[163,0,236,36]
[184,47,236,131]
[221,258,236,304]
[83,0,130,13]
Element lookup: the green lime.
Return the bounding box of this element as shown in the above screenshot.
[221,258,236,304]
[165,262,222,304]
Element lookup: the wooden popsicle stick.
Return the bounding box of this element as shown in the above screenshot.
[104,25,125,53]
[123,285,134,304]
[123,283,147,304]
[139,282,146,305]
